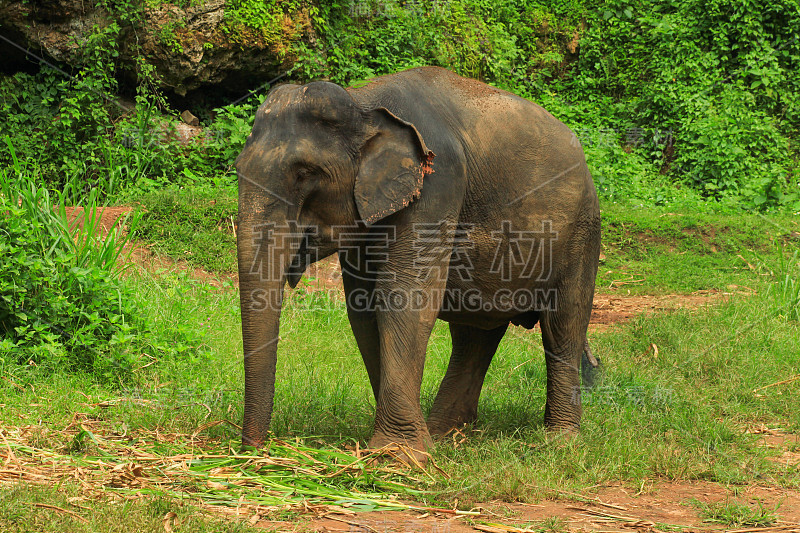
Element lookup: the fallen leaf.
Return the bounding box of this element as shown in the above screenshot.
[163,511,177,532]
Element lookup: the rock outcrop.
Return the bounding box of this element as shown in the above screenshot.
[0,0,313,96]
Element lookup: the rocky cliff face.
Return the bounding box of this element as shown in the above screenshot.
[0,0,312,97]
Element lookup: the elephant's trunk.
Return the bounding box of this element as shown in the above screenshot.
[237,209,301,448]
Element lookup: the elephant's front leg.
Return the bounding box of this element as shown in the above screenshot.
[427,323,508,436]
[342,266,381,401]
[363,211,459,461]
[369,291,441,457]
[367,225,453,459]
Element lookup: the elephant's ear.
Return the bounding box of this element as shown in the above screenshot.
[354,107,435,226]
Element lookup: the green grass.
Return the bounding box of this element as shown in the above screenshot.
[3,194,800,526]
[3,245,799,502]
[692,499,779,527]
[598,203,800,294]
[132,186,238,273]
[432,288,800,504]
[0,483,260,533]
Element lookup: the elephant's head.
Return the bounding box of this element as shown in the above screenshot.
[234,81,434,447]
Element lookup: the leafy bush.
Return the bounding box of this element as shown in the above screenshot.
[0,143,204,383]
[1,0,798,210]
[0,19,124,190]
[0,20,239,201]
[203,100,259,172]
[573,0,800,208]
[287,0,799,210]
[293,0,534,86]
[222,0,305,46]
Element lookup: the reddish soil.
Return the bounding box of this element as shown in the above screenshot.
[62,205,133,234]
[589,291,725,330]
[125,243,233,287]
[63,205,232,286]
[250,476,800,532]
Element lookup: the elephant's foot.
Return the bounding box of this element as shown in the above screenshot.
[241,436,264,450]
[544,424,579,447]
[426,409,477,438]
[241,429,268,450]
[367,432,433,466]
[543,385,582,435]
[427,387,480,438]
[543,398,580,442]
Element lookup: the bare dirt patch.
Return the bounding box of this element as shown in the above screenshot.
[257,478,800,532]
[63,205,232,286]
[589,291,725,330]
[62,205,133,234]
[124,243,234,287]
[749,425,800,470]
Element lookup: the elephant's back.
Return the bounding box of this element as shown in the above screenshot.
[350,67,596,218]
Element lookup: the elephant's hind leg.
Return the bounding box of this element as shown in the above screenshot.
[540,278,597,430]
[427,323,508,436]
[540,314,585,432]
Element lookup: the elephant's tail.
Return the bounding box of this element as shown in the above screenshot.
[581,338,602,389]
[583,338,598,367]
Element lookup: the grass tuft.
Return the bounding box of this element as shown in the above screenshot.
[692,499,779,527]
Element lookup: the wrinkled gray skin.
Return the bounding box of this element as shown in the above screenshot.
[235,67,601,456]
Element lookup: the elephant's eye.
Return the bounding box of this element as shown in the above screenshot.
[296,166,321,184]
[291,161,324,187]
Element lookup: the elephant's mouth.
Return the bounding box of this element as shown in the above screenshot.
[285,228,315,289]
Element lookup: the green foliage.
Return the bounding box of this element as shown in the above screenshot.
[293,0,535,86]
[573,0,800,208]
[672,89,792,206]
[0,145,203,383]
[223,0,304,45]
[0,157,133,378]
[155,18,187,54]
[0,21,123,192]
[204,99,259,171]
[284,0,800,210]
[0,17,239,201]
[2,0,799,209]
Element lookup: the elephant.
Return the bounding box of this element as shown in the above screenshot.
[235,66,601,457]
